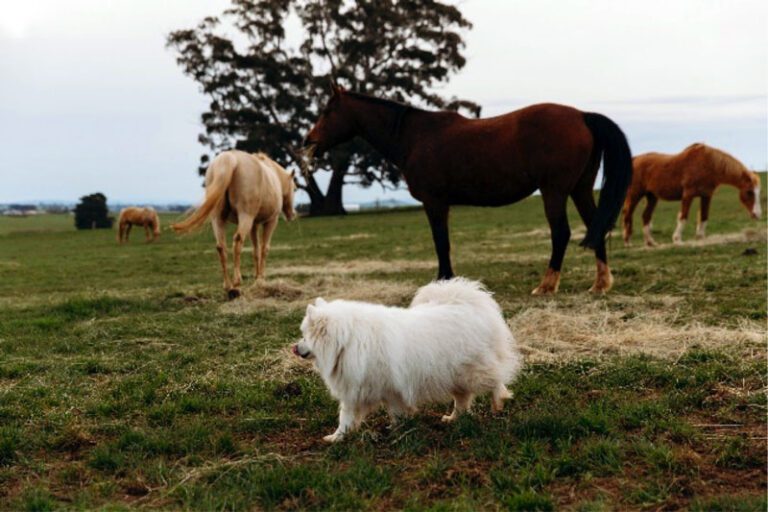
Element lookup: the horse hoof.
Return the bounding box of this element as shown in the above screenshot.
[531,286,555,296]
[227,289,241,300]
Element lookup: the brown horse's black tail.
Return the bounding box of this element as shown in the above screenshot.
[580,112,633,249]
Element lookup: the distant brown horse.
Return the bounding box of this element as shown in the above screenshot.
[172,151,297,299]
[304,86,632,294]
[623,143,761,246]
[117,207,160,243]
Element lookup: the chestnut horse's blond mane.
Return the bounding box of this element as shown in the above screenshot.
[685,143,758,188]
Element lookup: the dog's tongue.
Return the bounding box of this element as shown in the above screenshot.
[291,345,299,356]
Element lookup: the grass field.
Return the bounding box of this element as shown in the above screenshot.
[0,182,766,510]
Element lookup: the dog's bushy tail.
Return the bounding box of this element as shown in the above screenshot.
[410,277,499,311]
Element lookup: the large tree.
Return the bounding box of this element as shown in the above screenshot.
[168,0,479,215]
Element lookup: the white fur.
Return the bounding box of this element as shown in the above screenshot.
[642,223,656,246]
[753,186,761,218]
[696,220,707,239]
[295,278,522,442]
[672,216,686,244]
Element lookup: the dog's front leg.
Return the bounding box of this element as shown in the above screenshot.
[324,402,356,443]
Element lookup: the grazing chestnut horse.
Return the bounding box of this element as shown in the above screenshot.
[173,151,297,299]
[117,207,160,243]
[623,143,761,246]
[304,86,632,294]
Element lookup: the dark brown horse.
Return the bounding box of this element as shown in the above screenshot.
[304,86,632,294]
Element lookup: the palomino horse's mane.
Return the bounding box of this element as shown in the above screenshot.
[686,143,756,185]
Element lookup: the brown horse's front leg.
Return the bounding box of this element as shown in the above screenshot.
[532,197,570,295]
[424,203,453,280]
[696,195,711,239]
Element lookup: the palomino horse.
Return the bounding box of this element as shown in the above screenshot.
[623,143,761,246]
[117,207,160,243]
[304,85,632,294]
[172,151,297,299]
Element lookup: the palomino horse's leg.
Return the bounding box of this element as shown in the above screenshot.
[257,216,279,279]
[125,223,132,242]
[673,194,694,244]
[697,195,711,239]
[231,214,255,295]
[211,217,234,296]
[571,185,613,293]
[532,191,570,295]
[622,190,643,247]
[144,224,151,242]
[250,223,261,280]
[641,194,659,247]
[424,203,454,280]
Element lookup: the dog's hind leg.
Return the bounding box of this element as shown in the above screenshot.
[441,392,474,423]
[492,383,512,413]
[324,402,358,443]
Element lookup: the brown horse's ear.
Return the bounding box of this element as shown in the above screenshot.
[290,170,296,179]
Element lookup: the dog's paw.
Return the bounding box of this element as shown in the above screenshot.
[323,433,343,443]
[441,414,456,423]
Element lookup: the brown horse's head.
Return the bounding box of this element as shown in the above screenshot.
[303,84,357,157]
[282,170,298,221]
[739,172,762,219]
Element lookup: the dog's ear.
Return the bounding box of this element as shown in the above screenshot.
[306,305,329,340]
[314,297,327,306]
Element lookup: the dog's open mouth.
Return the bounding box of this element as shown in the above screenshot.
[292,343,312,359]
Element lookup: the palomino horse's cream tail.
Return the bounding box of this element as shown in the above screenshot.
[172,154,237,234]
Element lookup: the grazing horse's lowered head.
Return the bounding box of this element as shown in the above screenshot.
[739,171,761,220]
[117,207,161,244]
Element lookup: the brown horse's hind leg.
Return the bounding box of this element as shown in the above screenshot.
[641,194,659,247]
[532,192,570,295]
[424,203,454,280]
[571,185,613,293]
[622,192,642,246]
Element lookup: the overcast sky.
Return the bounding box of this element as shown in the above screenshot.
[0,0,765,204]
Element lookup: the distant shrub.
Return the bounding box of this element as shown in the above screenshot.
[74,193,113,230]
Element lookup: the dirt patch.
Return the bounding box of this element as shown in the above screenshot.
[510,295,766,363]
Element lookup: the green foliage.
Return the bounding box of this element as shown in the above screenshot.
[167,0,479,214]
[74,192,113,230]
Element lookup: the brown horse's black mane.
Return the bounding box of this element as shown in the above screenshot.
[345,91,418,111]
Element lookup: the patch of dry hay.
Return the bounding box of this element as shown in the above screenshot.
[511,297,766,363]
[326,232,376,241]
[220,275,417,316]
[646,227,767,249]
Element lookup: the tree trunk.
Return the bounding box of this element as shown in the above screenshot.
[306,164,347,216]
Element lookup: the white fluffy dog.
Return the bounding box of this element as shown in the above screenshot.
[292,278,522,443]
